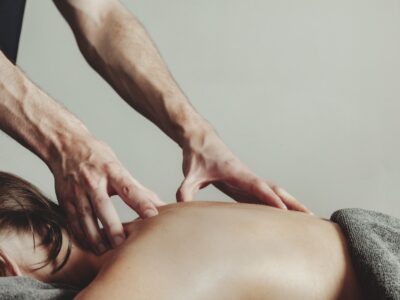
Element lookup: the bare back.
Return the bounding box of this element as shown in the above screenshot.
[76,202,361,300]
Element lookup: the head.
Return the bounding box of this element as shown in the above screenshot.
[0,171,99,288]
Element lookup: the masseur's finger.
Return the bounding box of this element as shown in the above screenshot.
[148,193,166,207]
[74,186,107,254]
[228,172,287,209]
[90,177,126,248]
[110,169,161,219]
[176,176,202,202]
[269,184,312,214]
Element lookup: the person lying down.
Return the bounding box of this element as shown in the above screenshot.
[0,171,398,300]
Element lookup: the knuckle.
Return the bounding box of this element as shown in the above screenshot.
[121,183,133,198]
[270,184,280,193]
[120,178,142,198]
[222,157,243,172]
[250,177,263,189]
[222,158,236,167]
[103,161,121,177]
[265,179,276,187]
[220,159,236,172]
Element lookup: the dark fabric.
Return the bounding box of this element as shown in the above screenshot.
[0,276,78,300]
[331,208,400,300]
[0,0,26,64]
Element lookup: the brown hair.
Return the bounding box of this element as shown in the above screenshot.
[0,171,71,274]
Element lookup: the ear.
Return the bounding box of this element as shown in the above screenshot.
[0,251,23,276]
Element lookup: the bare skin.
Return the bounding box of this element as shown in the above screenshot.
[26,201,359,300]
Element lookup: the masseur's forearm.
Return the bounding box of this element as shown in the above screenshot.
[0,50,165,251]
[54,0,211,147]
[0,51,90,167]
[53,0,306,211]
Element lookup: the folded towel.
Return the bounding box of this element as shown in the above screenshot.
[0,276,77,300]
[331,208,400,300]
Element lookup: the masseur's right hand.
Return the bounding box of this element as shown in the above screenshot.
[0,51,163,255]
[49,133,164,254]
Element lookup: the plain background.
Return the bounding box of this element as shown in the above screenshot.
[0,0,399,220]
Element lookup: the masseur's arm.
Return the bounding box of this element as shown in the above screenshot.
[53,0,310,213]
[0,51,164,254]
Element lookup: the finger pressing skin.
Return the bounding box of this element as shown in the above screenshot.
[176,177,201,203]
[90,178,126,248]
[74,186,107,254]
[229,173,287,209]
[111,171,159,220]
[271,185,312,214]
[149,193,167,207]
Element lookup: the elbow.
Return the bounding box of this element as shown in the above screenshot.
[53,0,118,19]
[53,0,121,66]
[53,0,119,43]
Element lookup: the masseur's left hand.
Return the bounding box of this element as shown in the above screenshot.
[176,126,310,213]
[52,0,310,214]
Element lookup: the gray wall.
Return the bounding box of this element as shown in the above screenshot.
[1,0,399,220]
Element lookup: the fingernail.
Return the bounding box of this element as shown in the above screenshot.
[144,209,158,218]
[113,235,125,247]
[309,211,315,216]
[97,242,107,254]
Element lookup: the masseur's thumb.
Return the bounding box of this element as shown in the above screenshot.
[176,177,199,202]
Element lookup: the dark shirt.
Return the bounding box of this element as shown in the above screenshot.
[0,0,26,64]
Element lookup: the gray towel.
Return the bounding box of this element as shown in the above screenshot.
[0,276,78,300]
[331,208,400,300]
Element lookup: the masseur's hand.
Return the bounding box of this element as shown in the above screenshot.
[49,134,164,254]
[176,127,310,213]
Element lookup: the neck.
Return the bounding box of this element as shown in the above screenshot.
[4,231,116,290]
[29,221,142,289]
[47,243,111,289]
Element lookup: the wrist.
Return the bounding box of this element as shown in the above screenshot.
[167,100,215,149]
[0,52,94,173]
[46,127,94,172]
[178,120,220,155]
